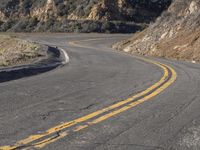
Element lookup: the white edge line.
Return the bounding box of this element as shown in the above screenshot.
[59,48,69,65]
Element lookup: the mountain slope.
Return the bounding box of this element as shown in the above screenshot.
[0,0,171,32]
[115,0,200,62]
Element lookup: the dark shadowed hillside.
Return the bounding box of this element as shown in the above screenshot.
[0,0,171,32]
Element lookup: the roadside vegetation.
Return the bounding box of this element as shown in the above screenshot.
[0,0,171,33]
[0,18,145,33]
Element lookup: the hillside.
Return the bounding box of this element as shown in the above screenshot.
[0,34,43,67]
[115,0,200,62]
[0,0,171,32]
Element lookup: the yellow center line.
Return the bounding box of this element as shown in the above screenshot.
[31,62,176,149]
[89,66,176,125]
[0,39,177,150]
[34,131,68,149]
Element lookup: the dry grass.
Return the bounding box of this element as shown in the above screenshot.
[144,27,200,62]
[114,0,200,63]
[0,34,43,67]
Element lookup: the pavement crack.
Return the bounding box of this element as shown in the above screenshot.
[13,131,62,150]
[165,96,198,123]
[80,103,97,111]
[92,143,164,149]
[39,108,70,120]
[40,110,60,120]
[33,131,61,147]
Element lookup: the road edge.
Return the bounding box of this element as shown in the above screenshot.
[0,45,69,83]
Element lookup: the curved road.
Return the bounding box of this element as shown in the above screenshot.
[0,34,200,150]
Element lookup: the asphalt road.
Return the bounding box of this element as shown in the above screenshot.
[1,34,200,150]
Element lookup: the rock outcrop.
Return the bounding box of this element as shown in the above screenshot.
[0,0,171,32]
[115,0,200,62]
[30,0,58,21]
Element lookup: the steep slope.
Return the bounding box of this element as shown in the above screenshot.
[115,0,200,62]
[0,0,171,32]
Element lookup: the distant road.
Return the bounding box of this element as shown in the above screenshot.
[1,34,200,150]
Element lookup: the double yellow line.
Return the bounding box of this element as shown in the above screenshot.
[0,40,177,150]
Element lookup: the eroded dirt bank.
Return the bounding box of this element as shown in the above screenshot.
[114,0,200,63]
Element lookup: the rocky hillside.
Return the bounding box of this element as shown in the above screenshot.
[0,35,44,67]
[115,0,200,62]
[0,0,171,32]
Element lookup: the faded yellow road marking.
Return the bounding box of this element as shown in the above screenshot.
[68,38,111,50]
[89,65,176,125]
[34,132,68,149]
[0,39,177,150]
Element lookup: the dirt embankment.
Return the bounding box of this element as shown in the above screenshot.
[0,35,44,67]
[114,0,200,63]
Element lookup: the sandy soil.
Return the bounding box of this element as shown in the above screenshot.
[0,35,44,67]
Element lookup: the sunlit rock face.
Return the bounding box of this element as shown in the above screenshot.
[115,0,200,62]
[0,0,171,32]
